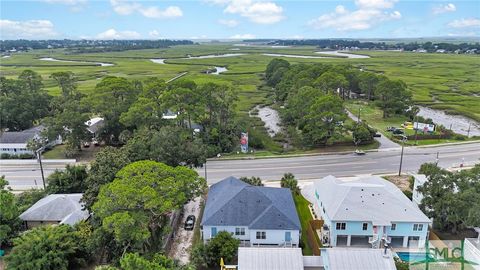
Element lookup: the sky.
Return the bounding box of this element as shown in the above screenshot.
[1,0,479,40]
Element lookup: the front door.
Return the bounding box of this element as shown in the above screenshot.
[285,231,291,242]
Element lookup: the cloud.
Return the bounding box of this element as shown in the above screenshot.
[432,3,456,14]
[0,19,58,39]
[96,28,141,39]
[148,30,164,38]
[230,33,256,39]
[448,18,480,28]
[309,1,401,32]
[208,0,284,24]
[218,19,239,27]
[110,0,182,19]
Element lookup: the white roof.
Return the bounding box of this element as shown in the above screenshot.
[323,248,397,270]
[0,143,28,148]
[19,194,89,225]
[314,175,431,224]
[238,247,304,270]
[85,117,103,126]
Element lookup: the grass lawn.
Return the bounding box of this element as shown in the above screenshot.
[42,144,103,161]
[293,193,315,255]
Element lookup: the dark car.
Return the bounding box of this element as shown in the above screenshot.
[392,128,404,134]
[386,126,396,132]
[373,133,382,138]
[184,215,196,230]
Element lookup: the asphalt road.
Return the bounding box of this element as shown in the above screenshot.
[1,142,479,190]
[201,142,480,183]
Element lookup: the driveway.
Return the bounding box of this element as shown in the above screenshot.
[346,110,400,149]
[169,197,202,265]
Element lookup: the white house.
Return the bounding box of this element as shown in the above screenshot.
[85,117,104,138]
[313,175,431,249]
[201,176,301,247]
[0,125,61,157]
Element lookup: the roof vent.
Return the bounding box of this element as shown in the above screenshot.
[361,189,364,191]
[372,194,375,196]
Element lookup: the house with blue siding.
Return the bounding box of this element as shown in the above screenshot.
[201,176,301,247]
[313,175,431,249]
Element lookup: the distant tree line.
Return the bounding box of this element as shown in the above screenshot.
[262,39,480,54]
[265,59,412,147]
[0,39,195,53]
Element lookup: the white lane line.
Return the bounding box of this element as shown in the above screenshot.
[206,161,377,172]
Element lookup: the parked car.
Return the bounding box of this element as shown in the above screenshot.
[92,139,99,146]
[392,128,404,134]
[184,215,196,230]
[386,126,396,132]
[83,141,90,148]
[373,133,382,137]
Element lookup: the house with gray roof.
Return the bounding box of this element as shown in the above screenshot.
[201,176,301,247]
[0,125,61,157]
[312,175,431,249]
[19,193,89,229]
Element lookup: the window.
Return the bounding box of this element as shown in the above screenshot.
[211,227,217,237]
[256,231,266,239]
[362,223,368,231]
[336,222,346,230]
[315,190,319,199]
[413,224,423,231]
[235,227,245,236]
[391,223,396,231]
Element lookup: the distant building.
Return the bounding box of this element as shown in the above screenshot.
[201,176,301,247]
[0,125,60,156]
[19,193,89,229]
[313,175,431,249]
[85,117,104,138]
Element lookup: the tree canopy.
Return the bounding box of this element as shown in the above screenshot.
[5,225,91,270]
[92,160,206,254]
[418,163,480,233]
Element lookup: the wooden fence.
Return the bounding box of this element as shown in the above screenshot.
[306,220,324,256]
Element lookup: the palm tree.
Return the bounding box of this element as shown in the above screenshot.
[280,173,300,195]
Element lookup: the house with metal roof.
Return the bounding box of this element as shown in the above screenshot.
[19,193,89,229]
[236,247,397,270]
[201,176,301,247]
[313,175,431,249]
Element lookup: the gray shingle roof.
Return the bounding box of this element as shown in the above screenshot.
[0,125,44,144]
[314,175,431,224]
[202,177,301,230]
[19,193,89,225]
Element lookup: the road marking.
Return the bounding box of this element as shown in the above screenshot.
[207,161,377,172]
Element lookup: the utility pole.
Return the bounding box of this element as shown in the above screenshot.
[435,151,439,165]
[204,160,207,182]
[398,138,406,176]
[36,148,46,189]
[414,115,418,145]
[467,123,471,138]
[357,106,361,123]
